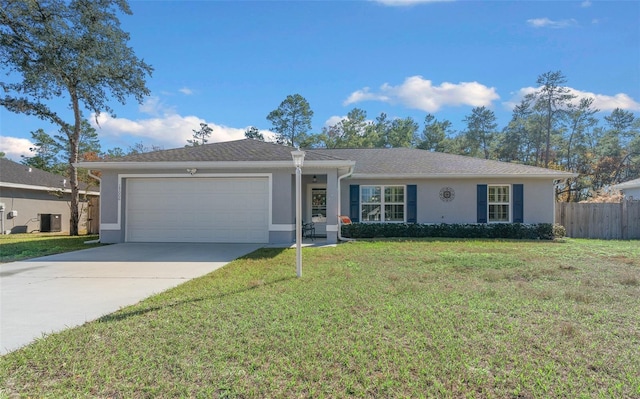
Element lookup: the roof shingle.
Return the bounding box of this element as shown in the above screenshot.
[82,139,574,178]
[1,158,69,189]
[315,148,575,177]
[102,139,346,163]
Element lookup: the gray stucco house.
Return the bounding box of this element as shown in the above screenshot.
[0,158,99,234]
[77,139,575,244]
[613,177,640,200]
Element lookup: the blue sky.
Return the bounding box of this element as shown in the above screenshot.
[1,0,639,161]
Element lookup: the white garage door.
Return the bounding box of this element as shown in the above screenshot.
[126,177,269,243]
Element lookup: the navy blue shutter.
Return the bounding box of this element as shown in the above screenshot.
[477,184,488,223]
[349,185,360,222]
[406,185,417,223]
[513,184,524,223]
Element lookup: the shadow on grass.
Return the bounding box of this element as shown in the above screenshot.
[96,274,296,324]
[237,247,287,260]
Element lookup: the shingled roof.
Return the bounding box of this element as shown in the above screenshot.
[80,139,574,178]
[1,158,69,189]
[315,148,575,177]
[100,139,345,163]
[0,158,95,192]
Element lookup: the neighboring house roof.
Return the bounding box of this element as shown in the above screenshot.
[613,177,640,190]
[77,139,575,178]
[0,158,98,194]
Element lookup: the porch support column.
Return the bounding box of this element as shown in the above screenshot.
[325,169,339,244]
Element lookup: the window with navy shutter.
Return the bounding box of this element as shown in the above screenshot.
[407,185,417,223]
[513,184,524,223]
[477,184,488,223]
[349,185,360,222]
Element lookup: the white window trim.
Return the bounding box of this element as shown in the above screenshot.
[360,185,406,223]
[487,184,511,223]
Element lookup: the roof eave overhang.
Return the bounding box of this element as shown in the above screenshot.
[350,173,578,179]
[0,182,100,196]
[614,184,640,190]
[74,160,356,170]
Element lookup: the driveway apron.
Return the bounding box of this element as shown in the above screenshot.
[0,242,262,355]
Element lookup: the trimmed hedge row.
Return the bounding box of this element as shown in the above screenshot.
[341,223,566,240]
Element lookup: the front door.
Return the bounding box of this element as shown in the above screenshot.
[308,185,327,237]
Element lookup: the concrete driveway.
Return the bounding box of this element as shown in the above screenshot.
[0,242,262,355]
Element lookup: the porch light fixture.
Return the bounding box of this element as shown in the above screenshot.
[291,149,305,278]
[313,175,317,183]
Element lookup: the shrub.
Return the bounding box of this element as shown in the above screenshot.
[341,223,566,240]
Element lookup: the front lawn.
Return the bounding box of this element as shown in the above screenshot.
[1,239,639,398]
[0,233,101,263]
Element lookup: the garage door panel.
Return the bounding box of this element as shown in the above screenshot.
[126,178,269,243]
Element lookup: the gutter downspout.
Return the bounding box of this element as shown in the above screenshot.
[86,170,101,244]
[337,166,355,242]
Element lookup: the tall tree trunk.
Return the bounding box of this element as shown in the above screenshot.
[544,97,552,167]
[68,87,81,236]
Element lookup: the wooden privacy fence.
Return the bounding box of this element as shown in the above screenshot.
[86,196,100,235]
[555,201,640,239]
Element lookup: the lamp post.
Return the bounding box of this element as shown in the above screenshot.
[291,149,305,278]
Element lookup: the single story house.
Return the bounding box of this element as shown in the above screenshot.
[613,177,640,200]
[0,158,100,234]
[77,139,575,244]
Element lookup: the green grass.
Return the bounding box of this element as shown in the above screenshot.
[0,233,101,263]
[1,239,639,398]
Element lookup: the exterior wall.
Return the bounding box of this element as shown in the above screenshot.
[621,187,640,200]
[0,187,92,234]
[97,166,559,243]
[340,177,557,225]
[97,167,340,244]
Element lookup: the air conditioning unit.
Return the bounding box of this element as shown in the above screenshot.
[40,214,62,232]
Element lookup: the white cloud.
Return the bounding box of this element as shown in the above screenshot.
[92,112,248,149]
[138,96,176,116]
[324,115,347,127]
[0,136,33,161]
[581,0,592,8]
[504,87,640,112]
[179,87,194,95]
[373,0,452,6]
[527,17,578,29]
[344,76,500,112]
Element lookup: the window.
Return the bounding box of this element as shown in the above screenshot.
[488,185,510,222]
[361,185,405,222]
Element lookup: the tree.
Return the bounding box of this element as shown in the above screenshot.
[463,106,497,159]
[599,108,639,183]
[22,128,62,173]
[266,94,313,147]
[417,114,454,152]
[244,126,264,141]
[366,112,390,148]
[317,108,373,149]
[186,122,212,146]
[559,97,598,201]
[104,147,126,159]
[497,98,533,163]
[384,117,419,148]
[22,119,101,174]
[526,71,576,167]
[128,141,163,155]
[0,0,153,235]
